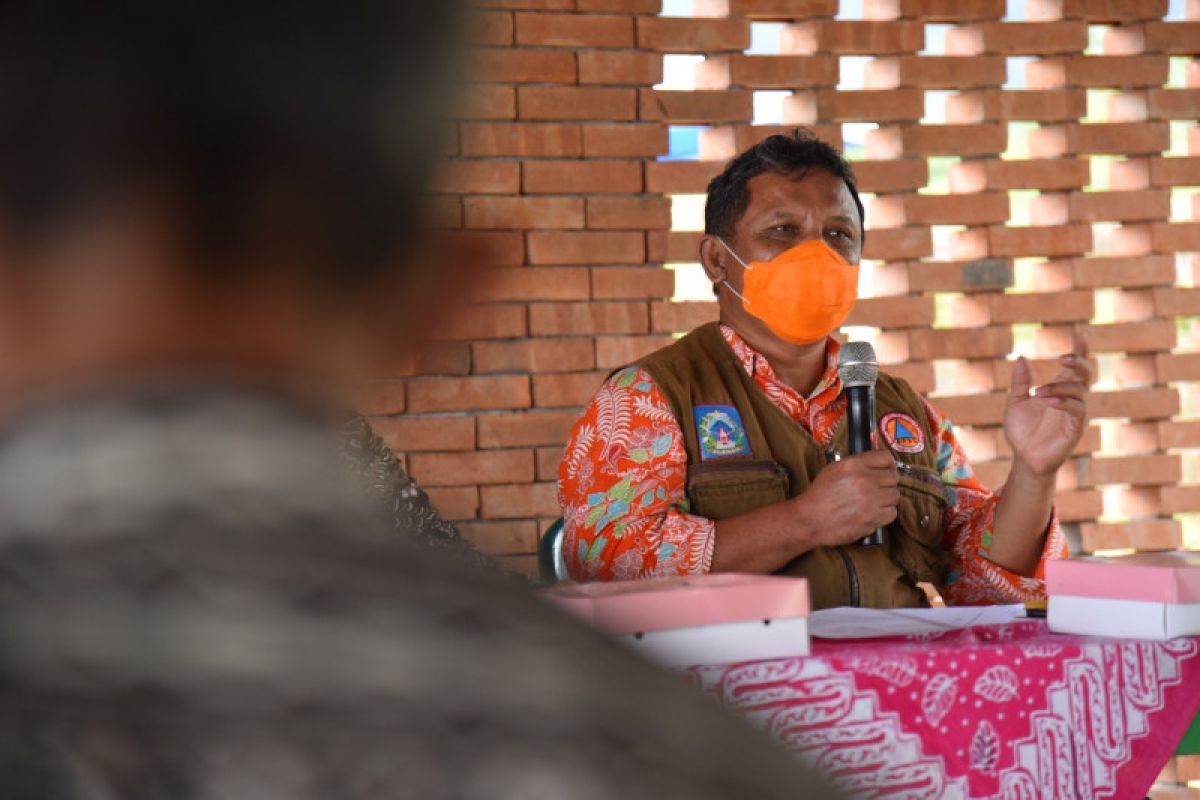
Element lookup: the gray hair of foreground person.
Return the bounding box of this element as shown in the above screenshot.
[0,3,845,799]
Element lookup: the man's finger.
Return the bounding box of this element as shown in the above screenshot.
[1047,397,1087,418]
[1009,355,1033,400]
[1035,382,1087,401]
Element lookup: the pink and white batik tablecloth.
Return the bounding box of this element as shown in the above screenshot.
[683,621,1200,799]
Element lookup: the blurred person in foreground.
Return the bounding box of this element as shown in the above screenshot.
[0,4,841,799]
[559,130,1091,609]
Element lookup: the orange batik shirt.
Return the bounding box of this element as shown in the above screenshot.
[557,324,1067,605]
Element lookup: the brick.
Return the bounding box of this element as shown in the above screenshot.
[909,326,1012,360]
[927,393,1008,426]
[1034,55,1171,88]
[532,370,612,407]
[949,159,1089,193]
[356,381,406,416]
[430,303,527,341]
[371,416,476,453]
[816,89,923,122]
[650,300,719,333]
[906,259,1014,294]
[527,231,644,265]
[1081,520,1181,553]
[989,356,1101,390]
[460,123,581,158]
[865,56,1006,90]
[480,482,561,519]
[1027,0,1170,22]
[1088,387,1179,419]
[781,20,923,55]
[725,0,839,17]
[946,89,1086,123]
[595,335,675,369]
[576,0,661,9]
[428,196,462,228]
[989,290,1094,323]
[518,87,637,121]
[478,411,578,448]
[882,362,935,395]
[537,445,566,481]
[953,224,1091,259]
[635,17,750,52]
[703,56,839,90]
[1144,21,1200,53]
[422,487,480,521]
[844,296,935,328]
[408,375,530,413]
[1104,91,1150,123]
[471,49,576,84]
[586,197,671,230]
[578,51,662,86]
[1088,320,1177,353]
[460,85,517,120]
[445,231,526,267]
[902,192,1010,226]
[582,123,668,157]
[471,11,514,46]
[381,342,472,378]
[1070,122,1171,154]
[475,0,572,8]
[1063,189,1171,223]
[463,196,584,229]
[863,0,1005,20]
[1157,353,1200,383]
[529,301,648,335]
[853,160,928,193]
[646,230,703,262]
[473,338,595,374]
[1160,418,1200,448]
[1149,89,1200,119]
[432,161,519,195]
[867,125,1006,158]
[1153,223,1200,252]
[698,123,844,159]
[1056,489,1104,522]
[948,21,1087,55]
[638,89,752,124]
[457,520,539,556]
[1108,158,1150,190]
[591,266,675,299]
[645,161,725,194]
[1162,485,1200,515]
[409,449,534,488]
[471,267,591,302]
[515,12,633,48]
[862,227,933,260]
[1149,157,1200,187]
[523,160,643,194]
[1154,287,1200,317]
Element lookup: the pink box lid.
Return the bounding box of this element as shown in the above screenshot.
[542,573,810,634]
[1047,550,1200,604]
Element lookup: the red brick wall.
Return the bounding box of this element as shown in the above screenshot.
[365,0,1200,575]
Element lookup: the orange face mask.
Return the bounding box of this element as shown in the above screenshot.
[717,238,859,345]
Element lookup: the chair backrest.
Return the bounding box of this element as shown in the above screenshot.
[538,518,569,583]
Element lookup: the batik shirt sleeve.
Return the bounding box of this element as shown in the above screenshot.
[922,397,1068,605]
[558,366,716,581]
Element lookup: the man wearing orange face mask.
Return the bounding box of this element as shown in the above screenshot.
[558,129,1091,609]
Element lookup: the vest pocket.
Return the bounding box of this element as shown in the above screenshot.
[888,462,951,584]
[686,460,788,521]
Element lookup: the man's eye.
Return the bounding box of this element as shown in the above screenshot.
[825,229,851,241]
[768,224,796,235]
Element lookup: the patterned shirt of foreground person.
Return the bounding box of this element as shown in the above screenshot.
[0,390,846,799]
[558,324,1068,605]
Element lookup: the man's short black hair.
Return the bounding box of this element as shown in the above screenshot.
[704,129,865,243]
[0,2,465,285]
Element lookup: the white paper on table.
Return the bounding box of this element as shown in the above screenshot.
[808,604,1026,639]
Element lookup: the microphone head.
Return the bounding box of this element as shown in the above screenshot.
[837,341,878,388]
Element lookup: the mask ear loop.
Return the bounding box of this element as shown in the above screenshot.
[714,237,751,304]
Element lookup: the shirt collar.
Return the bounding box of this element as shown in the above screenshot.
[718,323,842,402]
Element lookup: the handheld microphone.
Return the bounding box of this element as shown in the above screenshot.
[837,341,884,547]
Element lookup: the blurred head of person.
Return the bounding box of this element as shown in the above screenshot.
[0,1,467,416]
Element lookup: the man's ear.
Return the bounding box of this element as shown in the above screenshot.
[699,235,727,285]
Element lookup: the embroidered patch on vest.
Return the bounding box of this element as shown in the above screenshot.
[694,405,751,460]
[880,412,924,454]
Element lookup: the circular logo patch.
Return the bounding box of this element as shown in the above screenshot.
[880,412,924,454]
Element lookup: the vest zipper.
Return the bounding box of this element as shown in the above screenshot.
[835,546,861,607]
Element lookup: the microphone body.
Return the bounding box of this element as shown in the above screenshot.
[837,342,885,547]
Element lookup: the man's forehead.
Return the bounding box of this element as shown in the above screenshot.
[743,168,854,210]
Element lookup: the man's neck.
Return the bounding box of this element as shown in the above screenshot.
[721,317,829,398]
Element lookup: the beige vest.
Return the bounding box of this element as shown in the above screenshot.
[637,323,950,609]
